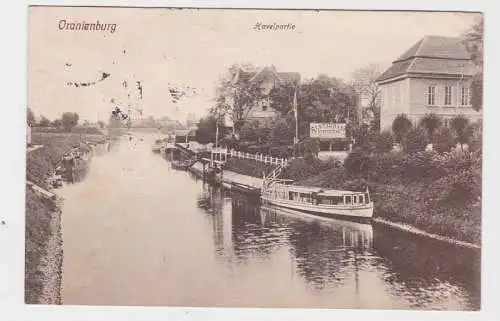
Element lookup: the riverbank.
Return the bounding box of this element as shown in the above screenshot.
[25,132,108,304]
[192,150,481,247]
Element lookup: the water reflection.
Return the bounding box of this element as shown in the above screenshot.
[196,184,480,310]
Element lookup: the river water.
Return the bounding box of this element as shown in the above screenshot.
[59,133,480,310]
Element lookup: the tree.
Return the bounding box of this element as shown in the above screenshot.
[52,119,62,129]
[351,63,383,131]
[392,114,412,143]
[195,115,220,144]
[270,116,295,146]
[450,115,472,150]
[97,120,105,129]
[39,115,50,127]
[27,108,35,126]
[269,82,297,115]
[462,16,483,111]
[239,120,271,144]
[299,75,358,126]
[61,112,79,132]
[212,63,263,133]
[419,113,442,143]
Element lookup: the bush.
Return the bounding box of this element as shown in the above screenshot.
[419,113,442,143]
[450,115,472,147]
[468,121,482,153]
[282,157,342,181]
[434,127,455,153]
[299,138,320,160]
[392,114,412,143]
[375,130,394,153]
[343,150,371,175]
[402,126,428,153]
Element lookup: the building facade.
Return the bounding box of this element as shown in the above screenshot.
[232,66,300,124]
[376,36,482,131]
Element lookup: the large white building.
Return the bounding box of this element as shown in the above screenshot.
[376,35,482,131]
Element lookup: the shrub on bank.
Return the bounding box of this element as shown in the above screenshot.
[295,149,482,244]
[282,157,343,182]
[402,126,428,154]
[375,130,394,153]
[434,127,455,153]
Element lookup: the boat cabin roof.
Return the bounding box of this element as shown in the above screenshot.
[277,184,363,196]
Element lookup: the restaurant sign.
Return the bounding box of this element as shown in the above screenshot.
[310,123,346,139]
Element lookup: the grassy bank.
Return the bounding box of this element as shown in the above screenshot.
[25,188,59,303]
[225,158,278,178]
[25,132,106,303]
[221,151,481,245]
[296,151,482,245]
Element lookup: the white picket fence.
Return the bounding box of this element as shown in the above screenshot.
[211,147,291,167]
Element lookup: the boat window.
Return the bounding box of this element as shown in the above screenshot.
[353,195,357,204]
[359,194,364,204]
[345,195,352,204]
[365,193,370,203]
[320,196,343,205]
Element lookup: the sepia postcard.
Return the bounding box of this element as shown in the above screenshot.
[25,6,483,311]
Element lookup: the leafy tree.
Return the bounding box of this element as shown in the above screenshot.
[212,63,263,134]
[27,108,35,126]
[39,115,50,127]
[239,120,271,144]
[450,115,472,149]
[269,82,297,115]
[97,120,105,129]
[402,126,428,154]
[52,119,63,129]
[61,112,79,132]
[392,114,412,143]
[195,115,224,144]
[298,74,358,125]
[270,116,295,146]
[434,127,455,153]
[419,113,442,143]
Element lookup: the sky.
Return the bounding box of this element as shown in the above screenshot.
[28,7,481,123]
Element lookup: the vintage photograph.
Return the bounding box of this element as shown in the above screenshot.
[26,7,483,310]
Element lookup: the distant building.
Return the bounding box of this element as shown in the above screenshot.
[173,128,196,143]
[376,35,482,131]
[231,66,300,124]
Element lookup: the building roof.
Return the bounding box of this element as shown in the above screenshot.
[377,36,477,83]
[234,66,301,85]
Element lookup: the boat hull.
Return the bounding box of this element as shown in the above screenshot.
[261,196,373,220]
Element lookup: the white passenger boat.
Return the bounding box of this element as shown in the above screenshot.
[261,178,374,220]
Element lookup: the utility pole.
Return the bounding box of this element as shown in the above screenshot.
[293,83,299,156]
